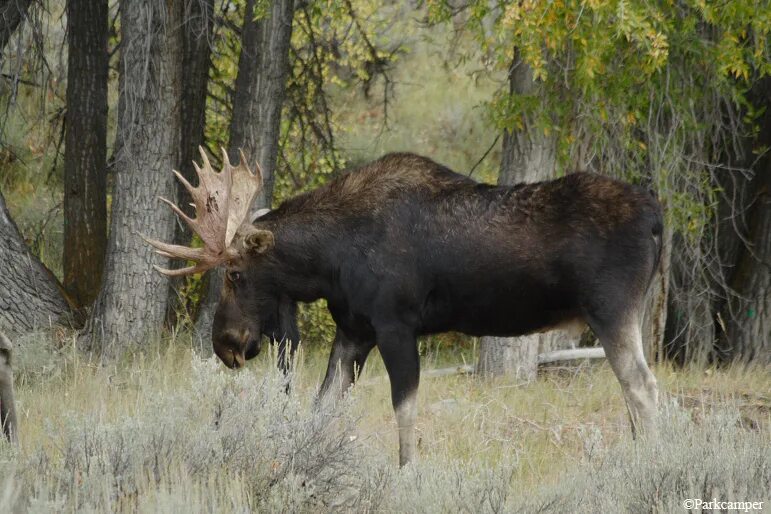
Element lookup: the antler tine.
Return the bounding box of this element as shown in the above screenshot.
[141,234,207,261]
[172,169,196,197]
[153,263,213,277]
[158,196,197,231]
[238,148,263,185]
[198,145,212,172]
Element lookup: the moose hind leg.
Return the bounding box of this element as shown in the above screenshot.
[592,313,658,438]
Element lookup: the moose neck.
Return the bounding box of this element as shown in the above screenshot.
[265,217,339,304]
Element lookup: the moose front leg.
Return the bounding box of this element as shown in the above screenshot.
[377,325,420,466]
[317,327,374,403]
[0,333,18,445]
[275,296,301,375]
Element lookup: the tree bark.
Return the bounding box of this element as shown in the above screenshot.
[87,0,183,356]
[195,0,294,341]
[0,0,32,62]
[723,165,771,364]
[63,0,109,308]
[477,59,581,379]
[227,0,294,208]
[0,189,71,335]
[177,0,213,221]
[642,224,672,364]
[165,0,213,330]
[718,80,771,364]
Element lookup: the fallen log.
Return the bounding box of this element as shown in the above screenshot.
[537,347,606,365]
[421,348,607,379]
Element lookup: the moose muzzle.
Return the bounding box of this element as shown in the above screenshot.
[213,329,261,369]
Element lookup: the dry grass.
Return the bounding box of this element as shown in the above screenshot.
[2,333,769,512]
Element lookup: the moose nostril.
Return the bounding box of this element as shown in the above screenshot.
[214,330,250,369]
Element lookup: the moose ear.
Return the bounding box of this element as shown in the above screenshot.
[244,229,275,254]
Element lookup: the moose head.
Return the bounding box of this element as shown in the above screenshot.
[143,148,283,369]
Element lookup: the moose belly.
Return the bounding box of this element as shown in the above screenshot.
[418,273,581,338]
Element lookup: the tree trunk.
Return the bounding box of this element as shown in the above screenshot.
[723,166,771,364]
[0,0,32,62]
[87,0,183,356]
[477,59,580,379]
[718,80,771,364]
[642,224,672,364]
[0,189,71,335]
[63,0,108,308]
[227,0,294,207]
[477,336,539,381]
[165,0,214,330]
[177,0,213,228]
[195,0,294,342]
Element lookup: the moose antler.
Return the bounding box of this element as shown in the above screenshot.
[143,146,263,276]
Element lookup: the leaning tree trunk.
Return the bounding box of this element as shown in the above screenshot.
[87,0,183,356]
[195,0,294,342]
[476,58,580,380]
[63,0,108,308]
[0,189,71,334]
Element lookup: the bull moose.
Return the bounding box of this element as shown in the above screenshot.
[145,149,663,466]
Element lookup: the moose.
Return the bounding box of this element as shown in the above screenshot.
[0,332,18,445]
[146,149,663,466]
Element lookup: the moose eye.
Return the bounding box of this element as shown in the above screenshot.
[227,271,242,283]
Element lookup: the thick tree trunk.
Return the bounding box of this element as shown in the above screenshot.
[87,0,183,356]
[723,166,771,364]
[719,81,771,364]
[63,0,108,308]
[477,59,580,379]
[0,189,71,334]
[477,335,539,381]
[195,0,294,342]
[0,0,32,61]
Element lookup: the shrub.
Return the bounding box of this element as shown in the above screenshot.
[523,405,771,513]
[1,349,767,513]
